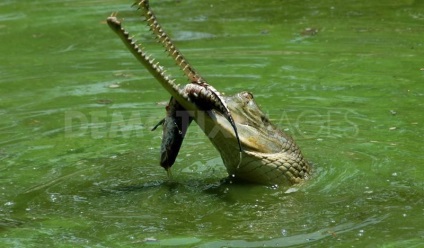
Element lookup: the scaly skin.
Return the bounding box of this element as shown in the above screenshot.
[106,1,311,185]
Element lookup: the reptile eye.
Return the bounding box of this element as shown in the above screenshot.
[241,91,254,101]
[238,92,254,105]
[246,92,253,99]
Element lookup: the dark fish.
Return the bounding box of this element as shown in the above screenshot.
[152,97,193,170]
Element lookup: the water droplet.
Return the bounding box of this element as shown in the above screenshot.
[166,168,173,180]
[281,229,287,236]
[49,193,59,203]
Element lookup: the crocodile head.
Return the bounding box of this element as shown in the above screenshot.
[107,0,311,185]
[200,91,310,185]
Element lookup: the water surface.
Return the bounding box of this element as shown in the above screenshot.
[1,0,423,247]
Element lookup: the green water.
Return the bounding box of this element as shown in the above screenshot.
[1,0,423,247]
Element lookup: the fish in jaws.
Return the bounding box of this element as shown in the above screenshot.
[106,1,311,185]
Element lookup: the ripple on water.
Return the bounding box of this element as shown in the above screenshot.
[197,214,387,247]
[0,12,26,21]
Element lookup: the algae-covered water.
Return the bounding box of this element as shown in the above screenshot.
[1,0,423,247]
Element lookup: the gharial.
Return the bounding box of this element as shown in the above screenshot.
[106,0,311,185]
